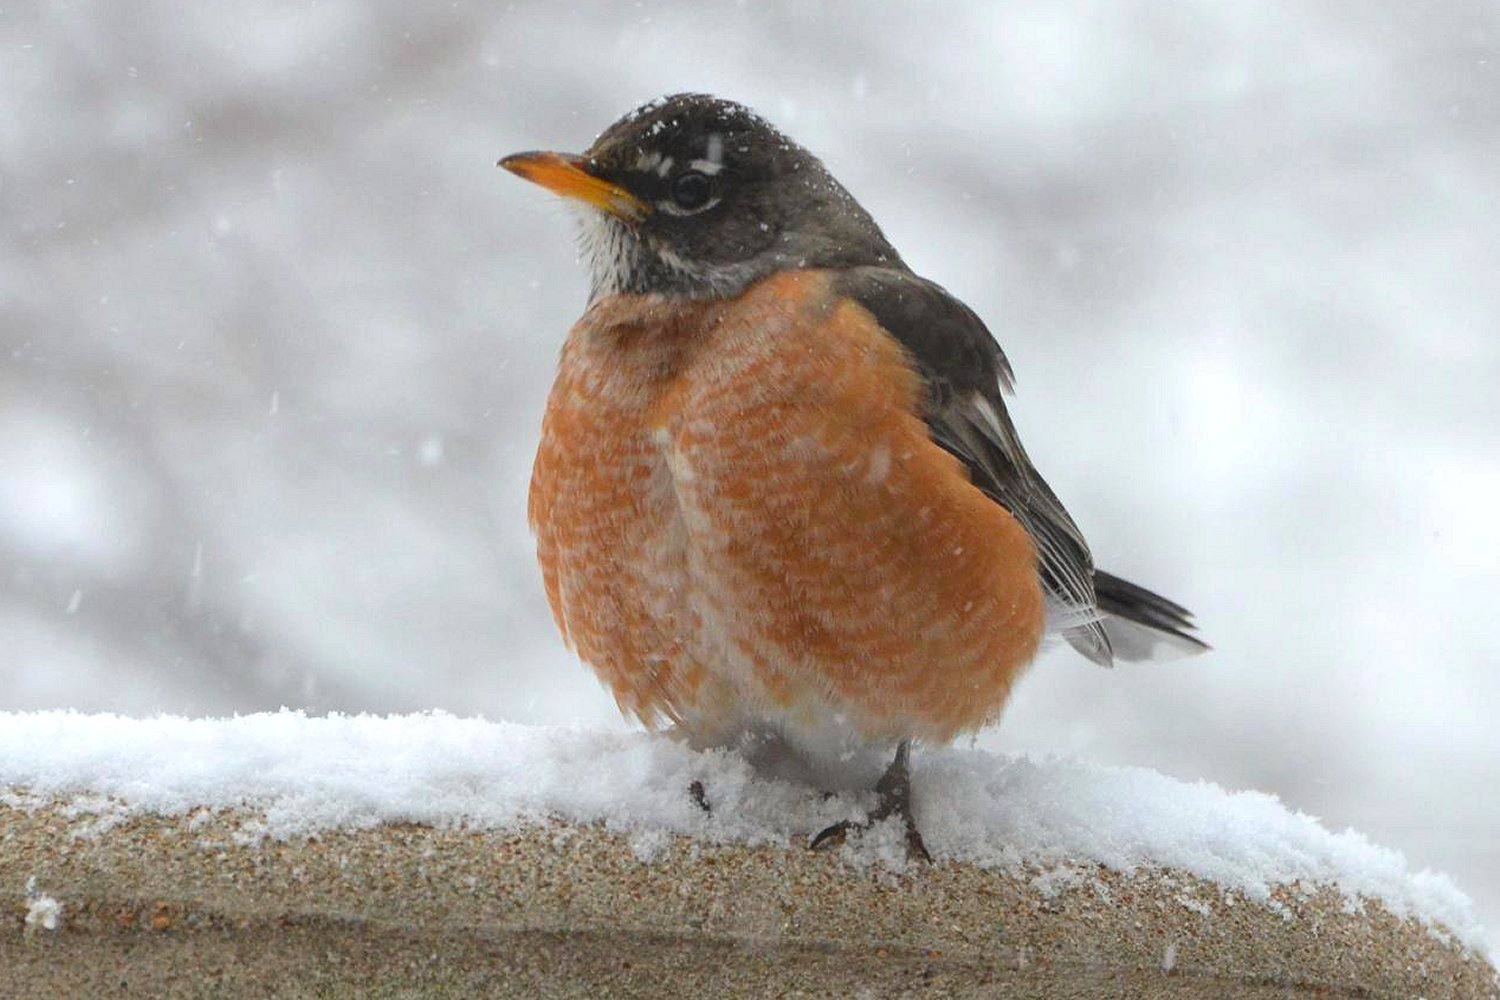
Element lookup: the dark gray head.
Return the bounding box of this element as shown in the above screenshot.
[501,94,903,300]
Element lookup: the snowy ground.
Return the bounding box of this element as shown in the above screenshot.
[0,710,1489,960]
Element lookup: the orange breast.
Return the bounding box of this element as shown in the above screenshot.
[529,271,1044,744]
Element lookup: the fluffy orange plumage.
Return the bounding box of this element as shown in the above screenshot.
[530,270,1045,749]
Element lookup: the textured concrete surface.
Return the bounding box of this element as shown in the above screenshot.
[2,802,1495,998]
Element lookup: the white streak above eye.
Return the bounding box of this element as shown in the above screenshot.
[688,159,723,176]
[706,133,723,164]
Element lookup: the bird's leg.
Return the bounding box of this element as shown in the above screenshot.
[810,740,931,862]
[872,741,931,862]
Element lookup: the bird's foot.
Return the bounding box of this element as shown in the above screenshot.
[809,741,931,862]
[809,809,931,862]
[688,780,711,814]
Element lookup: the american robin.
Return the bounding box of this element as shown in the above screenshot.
[501,94,1206,858]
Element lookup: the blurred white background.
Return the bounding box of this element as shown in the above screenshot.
[3,0,1497,929]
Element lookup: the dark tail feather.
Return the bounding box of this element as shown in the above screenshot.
[1091,570,1209,664]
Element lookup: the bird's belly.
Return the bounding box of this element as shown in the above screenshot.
[662,400,1044,749]
[529,393,800,740]
[529,275,1045,750]
[532,413,927,753]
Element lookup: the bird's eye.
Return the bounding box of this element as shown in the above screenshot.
[670,170,713,211]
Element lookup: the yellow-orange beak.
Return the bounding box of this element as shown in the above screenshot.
[498,151,649,222]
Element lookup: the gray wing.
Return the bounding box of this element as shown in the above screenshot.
[833,266,1115,665]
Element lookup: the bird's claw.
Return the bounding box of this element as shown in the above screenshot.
[809,741,932,862]
[688,780,711,813]
[809,818,854,852]
[809,812,931,862]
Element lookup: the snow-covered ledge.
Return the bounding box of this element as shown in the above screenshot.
[1,712,1495,997]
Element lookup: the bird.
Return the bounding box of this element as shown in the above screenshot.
[500,93,1206,859]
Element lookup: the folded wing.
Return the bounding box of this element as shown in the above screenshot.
[833,266,1206,665]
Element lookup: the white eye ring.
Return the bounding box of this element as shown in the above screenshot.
[660,170,718,215]
[655,195,722,217]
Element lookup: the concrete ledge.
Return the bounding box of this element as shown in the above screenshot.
[3,803,1495,998]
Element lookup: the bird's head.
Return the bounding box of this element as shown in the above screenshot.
[500,93,901,301]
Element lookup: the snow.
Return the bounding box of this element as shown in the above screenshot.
[24,896,62,932]
[0,709,1489,958]
[23,875,63,933]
